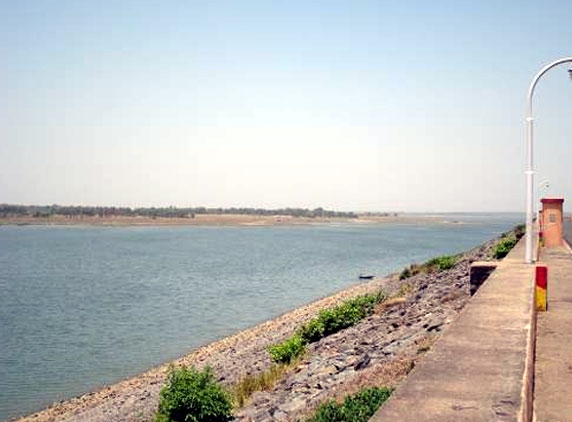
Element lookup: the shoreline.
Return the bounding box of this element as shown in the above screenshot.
[1,213,476,228]
[15,276,390,422]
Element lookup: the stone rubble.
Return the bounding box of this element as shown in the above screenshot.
[235,239,496,421]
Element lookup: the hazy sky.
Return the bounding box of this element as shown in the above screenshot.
[1,1,571,212]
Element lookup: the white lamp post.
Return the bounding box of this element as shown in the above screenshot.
[537,180,549,224]
[524,57,572,264]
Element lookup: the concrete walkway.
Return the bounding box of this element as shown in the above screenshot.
[371,238,536,421]
[534,245,572,422]
[563,221,572,246]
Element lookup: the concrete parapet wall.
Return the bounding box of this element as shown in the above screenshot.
[371,238,536,422]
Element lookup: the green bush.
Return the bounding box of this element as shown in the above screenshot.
[492,235,518,259]
[399,254,459,280]
[298,293,385,344]
[316,303,362,337]
[425,255,458,271]
[156,366,233,422]
[297,318,325,343]
[268,292,386,364]
[492,225,525,259]
[399,266,412,280]
[268,334,306,364]
[307,387,393,422]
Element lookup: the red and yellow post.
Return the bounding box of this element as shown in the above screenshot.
[536,263,548,312]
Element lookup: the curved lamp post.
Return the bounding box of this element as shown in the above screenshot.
[524,56,572,263]
[537,179,550,224]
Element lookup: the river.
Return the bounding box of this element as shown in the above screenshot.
[0,213,521,420]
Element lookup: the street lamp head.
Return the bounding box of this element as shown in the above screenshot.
[569,68,572,82]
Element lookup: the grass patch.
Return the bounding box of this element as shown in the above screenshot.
[399,253,460,280]
[233,362,295,408]
[156,365,233,422]
[307,387,392,422]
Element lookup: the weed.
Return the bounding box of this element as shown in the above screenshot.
[425,255,458,271]
[298,292,386,344]
[234,364,286,407]
[268,292,387,364]
[307,387,392,422]
[399,254,459,280]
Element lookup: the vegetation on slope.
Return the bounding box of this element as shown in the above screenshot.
[491,224,525,259]
[269,291,387,364]
[399,253,461,280]
[307,387,393,422]
[233,356,305,408]
[156,366,233,422]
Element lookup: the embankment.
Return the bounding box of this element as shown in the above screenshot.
[17,233,507,422]
[371,231,534,421]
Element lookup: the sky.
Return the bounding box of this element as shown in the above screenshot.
[1,1,571,212]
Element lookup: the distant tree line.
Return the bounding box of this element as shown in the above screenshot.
[0,204,359,219]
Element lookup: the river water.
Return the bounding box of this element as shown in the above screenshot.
[0,214,520,420]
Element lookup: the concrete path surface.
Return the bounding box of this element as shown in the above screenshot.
[534,245,572,422]
[563,221,572,246]
[370,238,536,422]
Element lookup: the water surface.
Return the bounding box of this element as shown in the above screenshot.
[0,214,521,420]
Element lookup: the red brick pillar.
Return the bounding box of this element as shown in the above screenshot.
[540,197,564,247]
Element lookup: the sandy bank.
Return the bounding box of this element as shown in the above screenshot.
[1,214,448,228]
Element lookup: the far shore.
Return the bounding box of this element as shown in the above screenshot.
[0,213,462,227]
